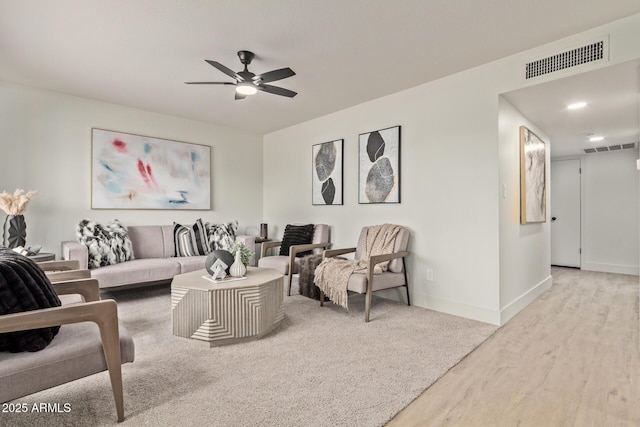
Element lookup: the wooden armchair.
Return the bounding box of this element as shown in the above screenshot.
[319,225,410,322]
[0,266,134,422]
[258,224,330,295]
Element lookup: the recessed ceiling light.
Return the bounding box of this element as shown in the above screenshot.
[567,102,587,110]
[589,136,604,142]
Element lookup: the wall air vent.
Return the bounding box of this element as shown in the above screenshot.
[525,39,607,80]
[583,142,637,154]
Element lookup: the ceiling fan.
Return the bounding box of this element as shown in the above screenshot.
[185,50,297,100]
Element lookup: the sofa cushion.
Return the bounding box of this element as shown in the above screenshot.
[90,258,181,288]
[127,225,166,259]
[76,219,135,269]
[174,219,210,257]
[279,224,314,257]
[205,221,237,251]
[174,256,207,274]
[0,251,61,353]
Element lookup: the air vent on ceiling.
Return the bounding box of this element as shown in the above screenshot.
[583,142,637,154]
[525,39,607,80]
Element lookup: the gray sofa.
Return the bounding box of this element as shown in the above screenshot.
[61,225,254,288]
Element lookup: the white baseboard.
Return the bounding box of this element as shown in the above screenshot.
[581,262,639,276]
[500,275,552,325]
[410,292,501,326]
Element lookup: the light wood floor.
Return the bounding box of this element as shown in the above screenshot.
[387,267,640,426]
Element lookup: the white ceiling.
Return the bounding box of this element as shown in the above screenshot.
[502,59,640,158]
[1,0,640,138]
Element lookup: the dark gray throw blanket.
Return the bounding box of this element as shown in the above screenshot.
[0,250,61,352]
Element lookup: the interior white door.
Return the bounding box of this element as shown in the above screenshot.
[550,159,581,267]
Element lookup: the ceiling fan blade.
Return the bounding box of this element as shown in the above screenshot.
[184,81,235,85]
[235,92,246,100]
[257,84,297,98]
[253,67,296,84]
[205,60,241,81]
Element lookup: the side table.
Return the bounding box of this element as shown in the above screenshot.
[252,238,272,267]
[27,252,55,262]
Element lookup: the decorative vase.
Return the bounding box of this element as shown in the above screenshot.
[205,250,234,275]
[3,214,26,249]
[229,250,247,278]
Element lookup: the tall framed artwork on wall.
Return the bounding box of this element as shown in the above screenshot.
[358,125,400,204]
[312,139,343,205]
[519,125,546,224]
[91,128,211,210]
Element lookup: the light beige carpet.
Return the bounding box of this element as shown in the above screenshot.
[4,284,497,427]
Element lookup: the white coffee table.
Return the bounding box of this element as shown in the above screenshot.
[171,267,284,346]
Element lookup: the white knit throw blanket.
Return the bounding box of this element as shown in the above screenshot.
[314,224,401,309]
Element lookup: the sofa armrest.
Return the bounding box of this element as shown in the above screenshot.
[61,241,88,270]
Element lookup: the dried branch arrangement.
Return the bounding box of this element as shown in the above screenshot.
[0,189,37,215]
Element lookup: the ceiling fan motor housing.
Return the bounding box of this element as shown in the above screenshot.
[237,50,254,65]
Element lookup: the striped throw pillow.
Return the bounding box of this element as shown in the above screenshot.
[174,219,210,257]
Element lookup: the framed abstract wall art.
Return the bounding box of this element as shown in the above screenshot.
[91,128,211,209]
[358,125,400,204]
[520,125,546,224]
[312,139,343,205]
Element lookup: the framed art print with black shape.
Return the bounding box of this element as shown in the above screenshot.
[312,139,343,205]
[358,125,400,204]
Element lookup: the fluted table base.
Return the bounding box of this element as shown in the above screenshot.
[171,267,284,347]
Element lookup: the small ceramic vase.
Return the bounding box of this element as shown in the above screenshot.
[230,250,247,277]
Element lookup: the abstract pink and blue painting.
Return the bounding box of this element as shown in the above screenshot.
[91,129,211,209]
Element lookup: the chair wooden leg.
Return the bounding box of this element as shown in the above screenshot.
[403,258,410,306]
[320,289,325,306]
[287,270,293,296]
[96,301,125,422]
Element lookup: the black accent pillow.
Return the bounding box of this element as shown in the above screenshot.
[279,224,315,257]
[0,250,61,353]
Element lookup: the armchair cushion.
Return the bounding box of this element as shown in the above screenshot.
[0,252,61,352]
[279,224,315,257]
[174,219,210,256]
[258,255,300,276]
[76,219,135,269]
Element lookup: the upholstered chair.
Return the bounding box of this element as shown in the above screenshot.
[258,224,330,295]
[319,225,410,322]
[0,259,135,422]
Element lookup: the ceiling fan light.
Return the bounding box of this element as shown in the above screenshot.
[236,84,257,96]
[567,102,587,110]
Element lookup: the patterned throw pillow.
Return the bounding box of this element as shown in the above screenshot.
[205,221,238,251]
[76,219,135,269]
[174,219,210,257]
[279,224,315,257]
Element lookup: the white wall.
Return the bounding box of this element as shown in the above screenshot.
[582,149,640,275]
[263,13,640,325]
[498,97,552,323]
[0,82,264,257]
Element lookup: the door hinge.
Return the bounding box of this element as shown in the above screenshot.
[579,248,582,254]
[579,167,582,174]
